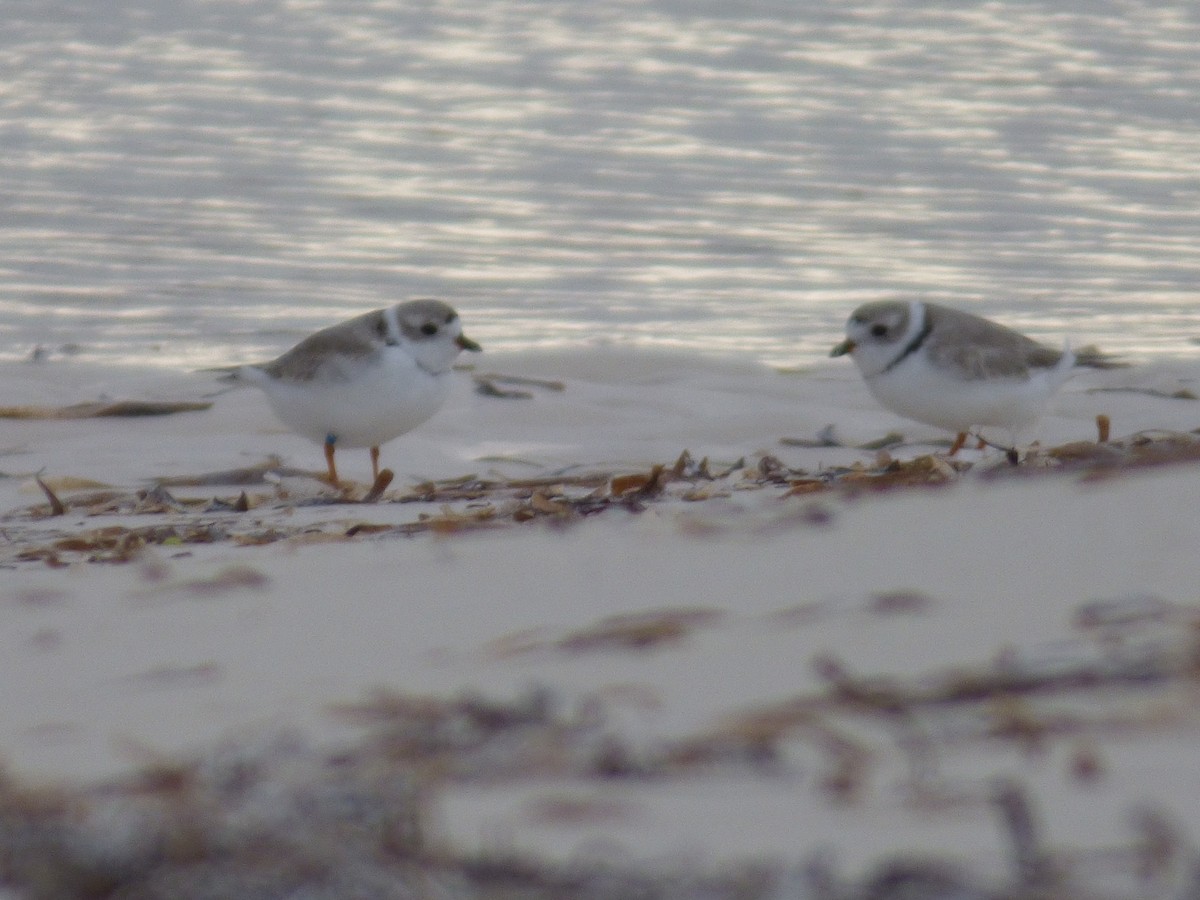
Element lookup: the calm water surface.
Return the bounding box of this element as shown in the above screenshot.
[3,1,1200,369]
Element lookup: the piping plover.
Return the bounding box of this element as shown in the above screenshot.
[226,299,480,486]
[830,300,1120,452]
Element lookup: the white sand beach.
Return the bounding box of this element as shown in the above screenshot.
[2,349,1200,896]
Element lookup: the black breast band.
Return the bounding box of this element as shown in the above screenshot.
[882,310,934,374]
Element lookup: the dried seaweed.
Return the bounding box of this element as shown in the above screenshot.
[153,456,308,486]
[1087,386,1199,401]
[34,475,65,516]
[474,372,566,392]
[558,607,724,653]
[782,426,909,451]
[473,372,566,399]
[173,564,270,596]
[7,430,1200,566]
[0,435,1197,899]
[0,619,1196,900]
[15,522,229,565]
[474,378,533,399]
[361,468,394,503]
[0,399,212,419]
[838,453,962,491]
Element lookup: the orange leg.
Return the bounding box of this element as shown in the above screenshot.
[323,439,339,486]
[976,436,987,450]
[370,446,381,480]
[947,432,968,455]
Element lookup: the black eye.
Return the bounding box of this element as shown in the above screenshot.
[870,323,888,337]
[421,322,438,336]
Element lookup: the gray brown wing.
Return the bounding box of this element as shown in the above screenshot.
[260,309,387,382]
[923,304,1063,380]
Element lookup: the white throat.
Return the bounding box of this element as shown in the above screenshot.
[862,300,929,380]
[382,305,403,346]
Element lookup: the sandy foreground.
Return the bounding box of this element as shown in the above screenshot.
[2,348,1200,897]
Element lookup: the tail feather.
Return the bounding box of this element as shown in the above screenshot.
[198,364,254,398]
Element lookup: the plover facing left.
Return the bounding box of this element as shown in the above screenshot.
[831,300,1119,452]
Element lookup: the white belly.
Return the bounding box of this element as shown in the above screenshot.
[250,352,452,449]
[864,356,1072,433]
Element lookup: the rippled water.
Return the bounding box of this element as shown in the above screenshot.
[3,0,1200,369]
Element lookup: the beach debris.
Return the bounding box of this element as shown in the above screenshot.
[342,521,397,538]
[782,477,831,497]
[0,399,212,419]
[361,468,394,503]
[609,463,668,499]
[406,504,505,536]
[174,564,270,597]
[15,522,229,566]
[326,685,579,779]
[867,589,935,616]
[1087,385,1198,401]
[642,612,1200,854]
[136,484,188,514]
[473,372,566,397]
[3,447,1199,897]
[744,453,791,484]
[154,456,309,486]
[232,527,288,547]
[0,618,1194,900]
[474,378,533,399]
[1038,439,1125,467]
[34,475,65,516]
[28,474,111,492]
[1040,429,1200,482]
[7,429,1200,565]
[558,607,723,654]
[782,426,908,451]
[857,431,907,450]
[840,453,961,491]
[473,371,566,399]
